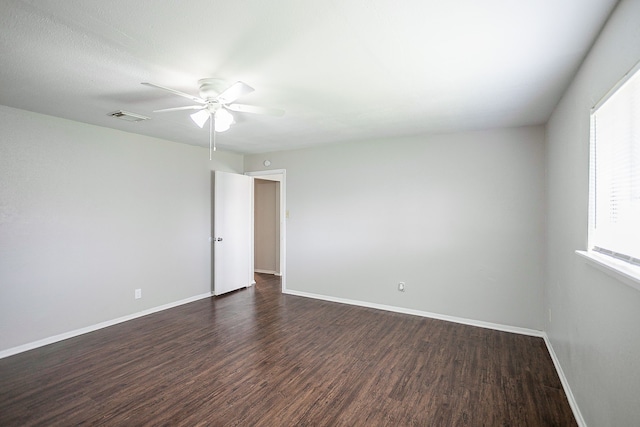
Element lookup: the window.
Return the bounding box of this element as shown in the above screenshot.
[587,61,640,274]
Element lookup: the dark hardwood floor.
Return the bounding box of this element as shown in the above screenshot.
[0,274,576,426]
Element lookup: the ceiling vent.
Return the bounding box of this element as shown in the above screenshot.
[108,110,150,122]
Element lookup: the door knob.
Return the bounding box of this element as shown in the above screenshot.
[215,237,223,242]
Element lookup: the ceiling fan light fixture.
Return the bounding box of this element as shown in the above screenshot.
[144,78,282,154]
[215,122,231,132]
[214,108,234,132]
[190,109,210,128]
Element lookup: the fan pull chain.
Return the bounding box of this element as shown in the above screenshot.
[209,113,217,160]
[209,115,212,160]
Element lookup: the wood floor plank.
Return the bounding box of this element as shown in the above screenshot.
[0,274,577,426]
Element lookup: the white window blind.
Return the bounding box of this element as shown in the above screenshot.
[589,62,640,266]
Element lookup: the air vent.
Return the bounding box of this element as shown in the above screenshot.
[108,110,150,122]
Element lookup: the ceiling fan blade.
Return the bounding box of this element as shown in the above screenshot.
[153,105,205,113]
[217,81,255,104]
[141,82,206,104]
[226,103,285,116]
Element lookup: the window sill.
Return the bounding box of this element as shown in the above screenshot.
[575,250,640,292]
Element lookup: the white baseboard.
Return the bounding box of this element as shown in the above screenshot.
[0,292,213,360]
[283,289,544,337]
[542,333,586,427]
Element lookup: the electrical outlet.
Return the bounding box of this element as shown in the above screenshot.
[398,282,405,292]
[135,289,142,299]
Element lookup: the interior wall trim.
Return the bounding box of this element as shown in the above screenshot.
[0,292,214,360]
[284,289,544,337]
[542,333,587,427]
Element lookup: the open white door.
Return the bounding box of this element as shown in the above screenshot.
[212,171,253,296]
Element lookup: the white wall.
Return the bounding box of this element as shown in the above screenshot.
[0,105,243,352]
[246,126,546,330]
[545,0,640,425]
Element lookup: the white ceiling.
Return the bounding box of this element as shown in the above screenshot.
[0,0,617,154]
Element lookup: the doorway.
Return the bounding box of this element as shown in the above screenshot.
[245,170,286,292]
[254,178,280,276]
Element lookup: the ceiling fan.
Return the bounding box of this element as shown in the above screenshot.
[142,78,284,157]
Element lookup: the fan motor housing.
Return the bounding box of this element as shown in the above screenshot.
[198,78,227,99]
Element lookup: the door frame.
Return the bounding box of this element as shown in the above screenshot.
[245,169,286,293]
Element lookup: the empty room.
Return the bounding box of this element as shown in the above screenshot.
[1,1,639,426]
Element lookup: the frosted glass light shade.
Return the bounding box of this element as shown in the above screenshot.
[191,107,234,132]
[214,108,234,132]
[190,110,210,128]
